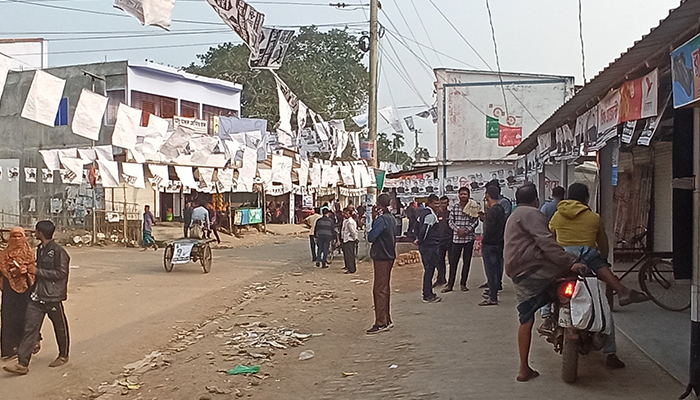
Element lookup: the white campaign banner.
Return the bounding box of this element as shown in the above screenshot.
[236,146,257,192]
[172,242,195,264]
[147,164,169,188]
[597,89,620,134]
[39,150,61,171]
[276,80,293,134]
[339,164,354,186]
[217,168,234,192]
[206,0,265,56]
[59,156,83,185]
[297,101,308,137]
[379,106,404,133]
[310,162,321,188]
[72,89,108,141]
[296,159,309,187]
[174,166,198,189]
[95,145,114,161]
[249,27,294,69]
[98,159,120,188]
[641,69,659,119]
[78,148,97,164]
[113,0,175,30]
[121,162,145,189]
[112,103,142,150]
[21,70,66,127]
[271,154,293,193]
[0,53,11,105]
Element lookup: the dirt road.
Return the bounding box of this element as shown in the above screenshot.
[0,232,683,399]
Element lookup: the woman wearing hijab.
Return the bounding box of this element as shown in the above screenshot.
[0,227,38,360]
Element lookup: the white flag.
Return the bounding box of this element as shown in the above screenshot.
[236,146,257,192]
[59,156,83,185]
[147,164,169,188]
[72,89,108,141]
[352,113,368,127]
[21,70,66,127]
[378,106,404,133]
[121,162,145,189]
[39,150,61,171]
[112,103,142,150]
[174,166,198,189]
[297,101,308,137]
[97,159,120,188]
[271,154,293,193]
[114,0,174,30]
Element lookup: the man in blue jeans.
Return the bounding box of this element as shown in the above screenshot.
[417,195,442,303]
[478,185,506,306]
[313,207,335,269]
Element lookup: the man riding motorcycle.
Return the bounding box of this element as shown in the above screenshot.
[548,183,649,369]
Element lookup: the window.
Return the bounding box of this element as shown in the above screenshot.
[203,104,238,135]
[54,97,69,126]
[181,100,200,118]
[131,91,177,121]
[105,90,125,126]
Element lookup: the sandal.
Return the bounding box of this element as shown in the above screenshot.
[478,299,498,306]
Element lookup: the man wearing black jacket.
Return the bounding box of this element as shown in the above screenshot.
[417,195,442,303]
[314,208,335,269]
[4,221,70,375]
[478,185,506,306]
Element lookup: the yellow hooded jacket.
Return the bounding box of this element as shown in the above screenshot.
[549,199,609,260]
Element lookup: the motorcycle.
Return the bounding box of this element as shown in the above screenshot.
[539,278,609,383]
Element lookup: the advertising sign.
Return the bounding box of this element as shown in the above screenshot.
[672,33,700,108]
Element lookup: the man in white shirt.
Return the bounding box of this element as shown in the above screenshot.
[190,204,210,239]
[341,207,359,274]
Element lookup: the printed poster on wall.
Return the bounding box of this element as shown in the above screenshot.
[619,69,658,122]
[498,125,522,147]
[575,106,598,152]
[598,89,620,135]
[671,32,700,108]
[24,168,37,183]
[42,169,54,184]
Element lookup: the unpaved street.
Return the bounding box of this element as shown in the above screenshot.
[0,232,683,400]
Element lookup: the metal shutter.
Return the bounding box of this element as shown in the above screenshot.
[653,142,673,252]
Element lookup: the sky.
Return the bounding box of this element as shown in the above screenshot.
[0,0,683,158]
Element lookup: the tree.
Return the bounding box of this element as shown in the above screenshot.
[375,132,412,167]
[414,147,431,162]
[185,27,369,128]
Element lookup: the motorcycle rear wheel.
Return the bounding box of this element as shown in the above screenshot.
[562,336,579,383]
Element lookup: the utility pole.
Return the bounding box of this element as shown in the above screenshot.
[368,0,379,168]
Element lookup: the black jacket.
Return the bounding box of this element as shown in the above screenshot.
[369,213,397,261]
[482,204,506,246]
[183,206,193,224]
[33,240,70,303]
[417,207,441,247]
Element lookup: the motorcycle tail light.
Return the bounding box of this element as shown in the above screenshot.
[560,282,575,298]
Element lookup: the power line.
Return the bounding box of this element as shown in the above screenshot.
[378,43,430,107]
[485,0,508,117]
[426,0,491,70]
[382,28,478,69]
[388,0,430,69]
[378,9,433,79]
[409,0,443,66]
[382,36,431,105]
[10,41,241,57]
[384,30,434,76]
[37,30,232,42]
[578,0,586,83]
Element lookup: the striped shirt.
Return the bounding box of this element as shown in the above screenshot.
[449,203,479,243]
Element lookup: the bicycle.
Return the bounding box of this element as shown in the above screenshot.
[614,228,690,311]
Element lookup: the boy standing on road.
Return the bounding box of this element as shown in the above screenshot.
[417,195,442,303]
[341,208,359,274]
[367,194,397,334]
[141,205,157,251]
[4,221,70,375]
[302,211,322,262]
[444,187,479,292]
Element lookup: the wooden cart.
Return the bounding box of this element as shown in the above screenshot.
[162,238,214,274]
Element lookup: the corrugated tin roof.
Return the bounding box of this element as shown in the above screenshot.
[510,0,700,155]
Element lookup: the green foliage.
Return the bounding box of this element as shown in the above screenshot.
[185,27,369,127]
[414,147,431,162]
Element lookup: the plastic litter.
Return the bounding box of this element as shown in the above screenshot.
[298,350,315,361]
[227,365,261,375]
[389,364,398,369]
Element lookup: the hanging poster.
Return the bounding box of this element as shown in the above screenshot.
[72,89,108,141]
[41,169,53,184]
[619,69,659,122]
[206,0,265,56]
[537,132,552,159]
[378,107,404,133]
[620,121,637,144]
[24,168,36,183]
[598,89,620,135]
[0,54,11,106]
[21,70,66,127]
[498,125,522,147]
[404,115,415,132]
[249,27,294,69]
[575,106,599,152]
[121,162,145,189]
[671,32,700,108]
[637,94,670,146]
[486,116,499,139]
[113,0,175,31]
[112,103,141,150]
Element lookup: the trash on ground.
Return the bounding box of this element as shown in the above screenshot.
[227,365,261,375]
[389,364,398,369]
[298,350,315,361]
[349,279,369,284]
[342,372,358,377]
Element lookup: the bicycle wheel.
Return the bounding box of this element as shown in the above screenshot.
[638,259,691,311]
[163,244,174,272]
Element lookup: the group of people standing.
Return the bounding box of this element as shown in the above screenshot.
[1,221,71,376]
[303,202,359,273]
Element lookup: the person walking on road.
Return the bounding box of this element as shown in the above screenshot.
[341,208,359,274]
[183,202,193,238]
[314,207,335,269]
[435,196,451,288]
[4,221,71,375]
[444,187,479,292]
[0,227,38,361]
[141,205,157,251]
[417,195,442,303]
[367,194,397,335]
[478,185,506,306]
[302,211,322,262]
[207,203,221,244]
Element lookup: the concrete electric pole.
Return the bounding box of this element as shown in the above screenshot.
[368,0,379,168]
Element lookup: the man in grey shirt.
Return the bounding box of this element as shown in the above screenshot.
[190,204,210,239]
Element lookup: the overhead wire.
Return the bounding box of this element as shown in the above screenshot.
[409,0,443,67]
[426,0,492,70]
[388,0,430,69]
[9,41,242,57]
[378,9,433,79]
[382,28,478,69]
[378,42,430,107]
[578,0,587,83]
[485,0,508,117]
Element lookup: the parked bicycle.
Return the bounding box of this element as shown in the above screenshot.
[615,228,690,311]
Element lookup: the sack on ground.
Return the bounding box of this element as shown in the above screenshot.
[570,277,612,335]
